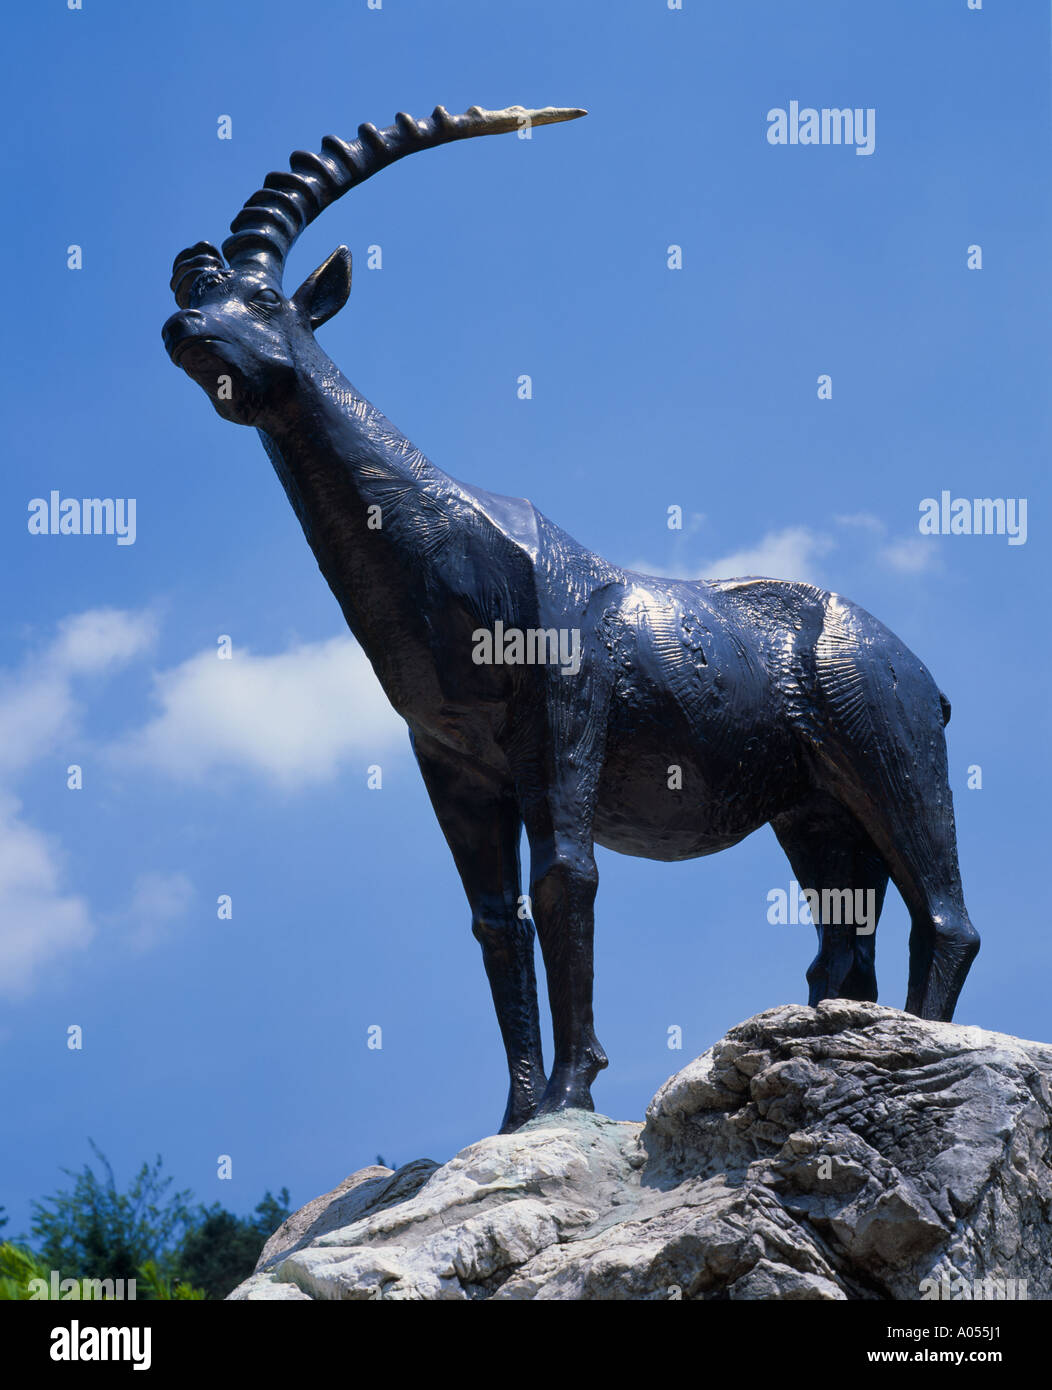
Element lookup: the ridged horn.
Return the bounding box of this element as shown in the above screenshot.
[170,241,226,309]
[219,104,587,281]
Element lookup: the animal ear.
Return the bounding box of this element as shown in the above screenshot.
[291,246,352,329]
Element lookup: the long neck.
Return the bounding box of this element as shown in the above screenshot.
[256,348,459,664]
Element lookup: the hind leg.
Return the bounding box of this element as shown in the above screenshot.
[773,796,889,1004]
[855,808,976,1022]
[807,622,979,1020]
[815,752,978,1020]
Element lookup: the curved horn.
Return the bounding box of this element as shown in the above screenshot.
[170,241,226,309]
[221,104,587,281]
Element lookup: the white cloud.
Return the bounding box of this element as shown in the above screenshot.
[0,793,93,998]
[0,613,406,1001]
[631,528,833,585]
[116,636,407,788]
[50,609,157,675]
[700,526,835,584]
[0,609,164,996]
[120,871,195,953]
[632,515,943,588]
[0,608,156,775]
[834,512,886,535]
[0,672,75,777]
[879,538,940,574]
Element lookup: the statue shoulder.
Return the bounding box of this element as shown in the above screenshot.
[458,484,543,561]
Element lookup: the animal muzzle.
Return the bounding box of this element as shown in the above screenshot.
[161,310,223,366]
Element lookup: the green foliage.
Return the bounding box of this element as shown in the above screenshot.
[178,1188,291,1299]
[254,1187,292,1238]
[136,1259,205,1301]
[0,1241,51,1300]
[31,1139,194,1290]
[8,1145,291,1301]
[0,1242,208,1301]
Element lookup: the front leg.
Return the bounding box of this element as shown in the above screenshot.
[411,732,546,1133]
[509,650,612,1117]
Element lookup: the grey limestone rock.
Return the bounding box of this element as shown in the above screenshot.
[228,1002,1051,1301]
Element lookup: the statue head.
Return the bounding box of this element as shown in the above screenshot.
[161,105,586,427]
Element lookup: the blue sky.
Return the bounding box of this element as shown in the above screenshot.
[2,0,1049,1239]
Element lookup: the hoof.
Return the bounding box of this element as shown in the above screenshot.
[533,1069,597,1117]
[498,1074,548,1133]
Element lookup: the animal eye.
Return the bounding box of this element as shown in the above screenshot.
[253,288,282,306]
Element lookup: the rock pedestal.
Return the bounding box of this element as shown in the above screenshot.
[229,1002,1051,1301]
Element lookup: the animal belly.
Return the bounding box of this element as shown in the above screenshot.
[593,806,753,860]
[593,741,784,861]
[588,580,805,860]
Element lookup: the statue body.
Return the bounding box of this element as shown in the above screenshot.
[163,106,979,1131]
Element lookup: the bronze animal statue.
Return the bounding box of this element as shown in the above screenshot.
[162,105,979,1132]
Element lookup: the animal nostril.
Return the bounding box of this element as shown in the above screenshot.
[162,310,204,348]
